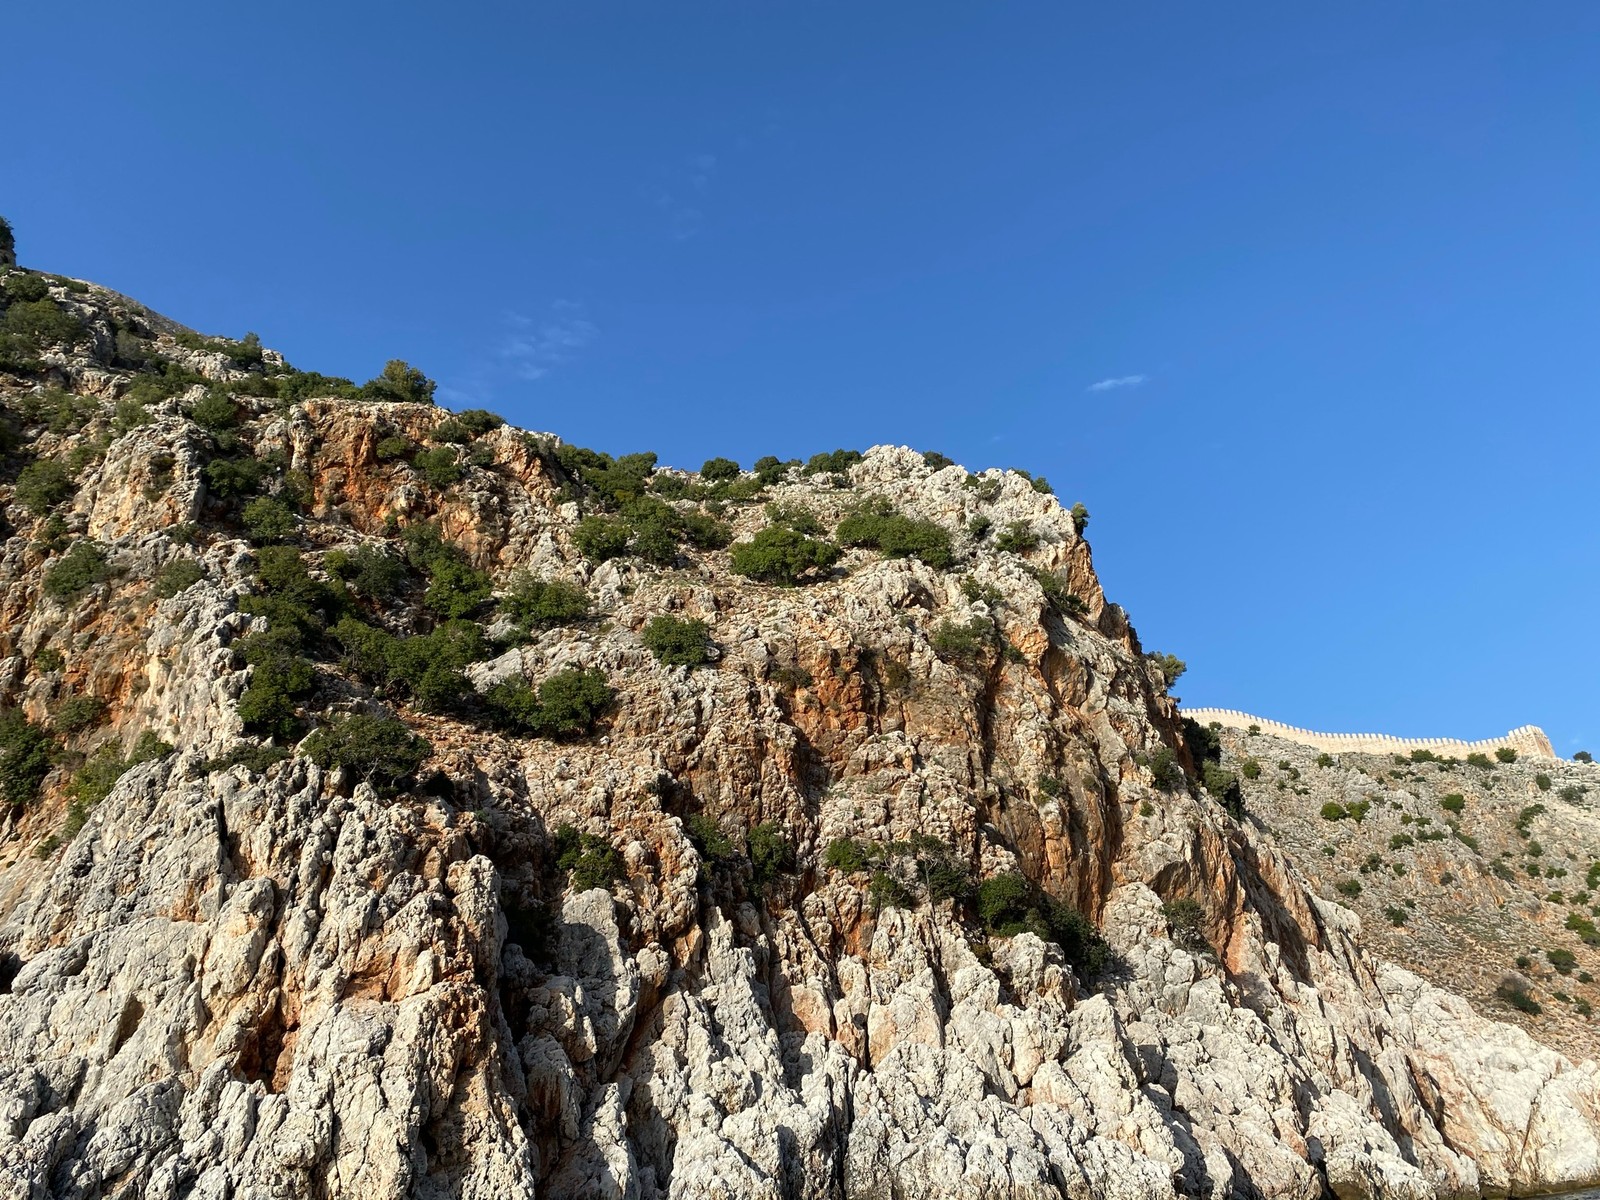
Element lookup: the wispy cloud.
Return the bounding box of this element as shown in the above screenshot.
[499,301,598,381]
[645,152,720,241]
[1086,374,1148,393]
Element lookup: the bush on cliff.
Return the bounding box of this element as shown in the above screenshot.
[641,614,713,668]
[976,871,1108,978]
[300,712,431,790]
[730,526,840,585]
[0,708,55,808]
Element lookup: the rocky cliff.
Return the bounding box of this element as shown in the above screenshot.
[1,261,1599,1199]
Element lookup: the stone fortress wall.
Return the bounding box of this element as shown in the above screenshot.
[1182,707,1557,760]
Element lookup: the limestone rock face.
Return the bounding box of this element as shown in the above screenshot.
[0,277,1599,1199]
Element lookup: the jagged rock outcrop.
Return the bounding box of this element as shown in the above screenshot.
[0,265,1598,1199]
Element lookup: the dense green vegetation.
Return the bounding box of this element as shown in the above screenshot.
[641,615,713,668]
[0,707,55,808]
[300,713,431,790]
[730,526,840,584]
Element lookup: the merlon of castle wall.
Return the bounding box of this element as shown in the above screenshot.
[1180,707,1557,760]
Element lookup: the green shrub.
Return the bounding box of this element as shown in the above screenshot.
[64,730,172,832]
[825,837,871,873]
[573,514,631,562]
[749,822,794,888]
[803,449,862,475]
[1567,913,1600,947]
[359,360,436,405]
[553,824,625,891]
[1548,948,1578,975]
[1315,753,1334,768]
[554,446,658,508]
[686,814,737,865]
[242,497,296,543]
[206,743,290,775]
[641,615,713,668]
[18,387,99,434]
[153,556,206,598]
[1536,773,1552,792]
[836,499,954,569]
[869,870,914,911]
[0,708,55,808]
[423,557,493,618]
[750,455,789,485]
[237,651,316,738]
[1496,747,1518,763]
[1069,503,1089,535]
[503,572,588,629]
[1162,898,1208,952]
[931,618,994,665]
[300,712,430,788]
[13,460,74,514]
[730,526,840,585]
[1466,752,1493,768]
[204,456,263,499]
[1497,981,1541,1015]
[1240,757,1261,780]
[536,668,613,735]
[976,871,1108,977]
[325,544,408,600]
[1384,906,1408,926]
[1202,764,1244,818]
[0,296,86,351]
[44,540,109,600]
[966,515,992,541]
[52,695,106,736]
[1440,793,1465,814]
[1577,751,1594,763]
[489,668,613,739]
[1389,833,1414,850]
[1560,785,1589,803]
[1320,802,1347,821]
[189,390,238,434]
[994,521,1038,554]
[412,446,462,488]
[1146,652,1186,687]
[458,408,507,435]
[1335,878,1362,897]
[681,510,733,550]
[375,434,415,460]
[700,456,740,481]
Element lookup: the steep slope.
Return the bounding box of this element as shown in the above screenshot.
[1,261,1600,1199]
[1205,720,1600,1065]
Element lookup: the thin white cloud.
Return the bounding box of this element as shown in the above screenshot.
[1086,374,1148,393]
[499,301,598,381]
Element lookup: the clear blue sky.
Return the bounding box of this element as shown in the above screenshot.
[7,3,1598,753]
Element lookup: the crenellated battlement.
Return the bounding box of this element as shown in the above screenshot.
[1182,707,1557,760]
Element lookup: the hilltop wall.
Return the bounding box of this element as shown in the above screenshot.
[1183,707,1557,760]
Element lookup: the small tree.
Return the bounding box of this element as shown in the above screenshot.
[730,526,840,585]
[1146,652,1186,687]
[300,712,431,790]
[641,615,713,668]
[360,360,437,405]
[0,215,15,267]
[0,707,55,807]
[700,456,740,481]
[14,460,76,514]
[44,541,109,601]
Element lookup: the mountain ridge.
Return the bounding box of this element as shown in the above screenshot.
[1,252,1599,1198]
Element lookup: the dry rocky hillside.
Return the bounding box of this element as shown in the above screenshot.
[1208,721,1600,1065]
[2,250,1600,1199]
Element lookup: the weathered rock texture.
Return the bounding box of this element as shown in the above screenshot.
[1,266,1599,1199]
